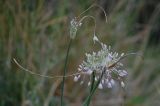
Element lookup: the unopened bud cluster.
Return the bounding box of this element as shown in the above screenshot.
[70,18,82,39]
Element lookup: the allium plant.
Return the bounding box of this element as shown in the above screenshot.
[13,4,141,106]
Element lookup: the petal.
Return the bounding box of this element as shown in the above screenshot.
[98,83,103,89]
[110,79,115,86]
[86,69,93,75]
[107,82,112,88]
[95,77,98,81]
[88,82,91,86]
[119,70,128,77]
[93,35,99,43]
[80,81,84,85]
[121,81,125,87]
[74,76,79,82]
[121,53,124,57]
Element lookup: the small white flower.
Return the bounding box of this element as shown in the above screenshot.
[121,81,125,87]
[80,81,84,85]
[95,77,97,81]
[88,82,91,86]
[78,68,81,71]
[118,70,128,77]
[98,83,103,89]
[110,79,115,85]
[102,79,104,84]
[107,53,113,62]
[74,75,80,82]
[79,22,82,26]
[93,35,99,44]
[107,82,112,88]
[121,53,124,57]
[74,76,79,82]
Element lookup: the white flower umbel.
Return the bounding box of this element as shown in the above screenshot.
[74,37,128,89]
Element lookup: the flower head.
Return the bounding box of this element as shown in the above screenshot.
[74,36,128,89]
[70,18,82,39]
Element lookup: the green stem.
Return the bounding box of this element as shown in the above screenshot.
[60,39,72,106]
[90,72,95,93]
[85,72,95,106]
[83,69,105,106]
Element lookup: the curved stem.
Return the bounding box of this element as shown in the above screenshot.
[83,69,105,106]
[79,15,97,36]
[77,4,107,23]
[13,58,82,78]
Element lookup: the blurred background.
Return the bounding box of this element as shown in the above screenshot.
[0,0,160,106]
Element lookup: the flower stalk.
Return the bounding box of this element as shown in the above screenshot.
[60,39,72,106]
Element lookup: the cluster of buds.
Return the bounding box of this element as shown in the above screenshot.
[74,36,127,89]
[70,18,82,39]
